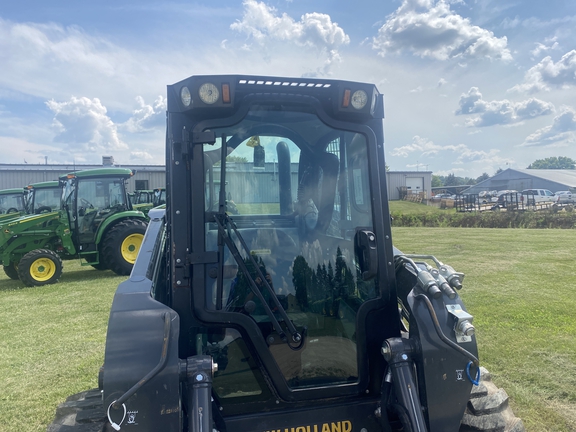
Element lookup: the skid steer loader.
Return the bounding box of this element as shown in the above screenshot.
[48,75,523,432]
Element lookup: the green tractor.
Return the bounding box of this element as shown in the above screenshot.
[1,168,148,286]
[130,188,166,216]
[0,181,61,226]
[0,181,62,279]
[0,187,27,223]
[24,181,61,214]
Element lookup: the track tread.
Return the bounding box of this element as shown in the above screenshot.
[47,389,109,432]
[460,367,525,432]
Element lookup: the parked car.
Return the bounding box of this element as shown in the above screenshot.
[434,193,455,200]
[521,189,558,205]
[491,190,521,210]
[555,190,575,204]
[478,190,498,203]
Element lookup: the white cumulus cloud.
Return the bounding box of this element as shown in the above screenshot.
[46,96,127,156]
[391,135,467,157]
[130,151,155,161]
[511,50,576,93]
[122,96,167,133]
[455,87,554,127]
[521,106,576,147]
[530,37,560,60]
[391,135,510,169]
[372,0,512,61]
[230,0,349,73]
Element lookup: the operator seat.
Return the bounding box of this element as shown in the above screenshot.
[295,151,339,240]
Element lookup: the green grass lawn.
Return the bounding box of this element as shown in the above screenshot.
[0,262,124,432]
[1,227,575,431]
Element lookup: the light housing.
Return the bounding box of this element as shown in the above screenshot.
[180,86,191,107]
[342,89,351,108]
[222,83,231,103]
[167,75,383,120]
[351,90,368,110]
[198,83,220,105]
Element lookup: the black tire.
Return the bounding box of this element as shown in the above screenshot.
[3,262,19,280]
[101,219,147,276]
[91,262,109,271]
[17,249,63,287]
[460,367,525,432]
[36,205,52,214]
[7,207,19,213]
[47,388,111,432]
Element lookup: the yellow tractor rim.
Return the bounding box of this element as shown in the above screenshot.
[30,257,57,282]
[121,233,144,264]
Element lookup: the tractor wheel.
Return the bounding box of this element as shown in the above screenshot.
[17,249,63,287]
[3,262,19,280]
[35,205,53,214]
[47,388,111,432]
[460,367,525,432]
[91,262,108,270]
[101,219,147,276]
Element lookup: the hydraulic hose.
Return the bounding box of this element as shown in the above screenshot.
[414,294,479,366]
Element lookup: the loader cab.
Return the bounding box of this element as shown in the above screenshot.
[60,168,133,253]
[25,181,60,214]
[165,76,400,410]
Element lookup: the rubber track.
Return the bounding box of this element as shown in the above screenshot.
[460,367,525,432]
[47,389,110,432]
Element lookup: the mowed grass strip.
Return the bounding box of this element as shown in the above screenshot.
[1,227,575,432]
[0,261,124,432]
[393,227,576,432]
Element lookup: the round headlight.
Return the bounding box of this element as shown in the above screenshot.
[351,90,368,110]
[180,86,191,107]
[199,83,220,105]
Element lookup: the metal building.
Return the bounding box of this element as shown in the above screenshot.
[1,158,432,202]
[386,171,432,200]
[0,158,165,193]
[463,168,576,194]
[214,162,299,204]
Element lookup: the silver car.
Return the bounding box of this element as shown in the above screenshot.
[555,191,575,204]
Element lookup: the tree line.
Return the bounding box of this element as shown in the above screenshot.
[432,156,575,187]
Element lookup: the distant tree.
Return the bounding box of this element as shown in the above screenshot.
[476,172,490,183]
[527,156,576,169]
[432,175,443,187]
[462,177,476,186]
[444,173,459,186]
[495,168,503,175]
[226,155,249,163]
[213,155,248,166]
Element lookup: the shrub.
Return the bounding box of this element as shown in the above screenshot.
[390,209,576,229]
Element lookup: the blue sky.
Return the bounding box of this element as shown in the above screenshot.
[1,0,575,177]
